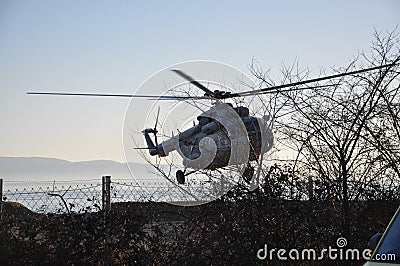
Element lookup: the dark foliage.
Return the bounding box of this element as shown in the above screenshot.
[1,197,398,265]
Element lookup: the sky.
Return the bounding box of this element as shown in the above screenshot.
[0,0,399,163]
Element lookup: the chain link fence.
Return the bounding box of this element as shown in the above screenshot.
[1,175,399,216]
[0,176,217,215]
[1,178,104,214]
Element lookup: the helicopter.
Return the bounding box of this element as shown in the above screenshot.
[28,63,394,185]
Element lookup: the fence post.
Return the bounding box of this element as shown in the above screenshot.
[102,176,112,265]
[307,176,315,241]
[0,178,3,219]
[102,176,111,211]
[307,176,314,201]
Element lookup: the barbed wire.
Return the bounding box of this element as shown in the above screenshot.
[1,178,217,214]
[2,180,103,214]
[1,176,399,215]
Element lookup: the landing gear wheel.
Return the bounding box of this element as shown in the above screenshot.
[176,170,185,184]
[243,166,254,183]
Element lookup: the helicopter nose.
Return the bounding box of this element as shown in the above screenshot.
[256,116,274,154]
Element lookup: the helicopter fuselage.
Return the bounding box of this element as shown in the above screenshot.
[143,105,273,171]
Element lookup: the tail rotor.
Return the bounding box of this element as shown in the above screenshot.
[153,106,160,146]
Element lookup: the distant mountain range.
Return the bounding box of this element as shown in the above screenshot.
[0,157,151,181]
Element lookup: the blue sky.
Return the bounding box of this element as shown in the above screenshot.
[0,0,399,162]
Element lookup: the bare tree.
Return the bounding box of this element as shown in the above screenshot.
[250,28,400,235]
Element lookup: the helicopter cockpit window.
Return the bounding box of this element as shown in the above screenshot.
[234,106,249,117]
[244,118,259,132]
[197,116,210,125]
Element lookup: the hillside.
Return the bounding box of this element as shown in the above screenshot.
[0,157,150,180]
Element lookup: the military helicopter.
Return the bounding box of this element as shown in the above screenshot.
[28,64,393,184]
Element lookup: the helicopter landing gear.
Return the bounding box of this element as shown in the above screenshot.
[176,170,185,184]
[243,165,254,183]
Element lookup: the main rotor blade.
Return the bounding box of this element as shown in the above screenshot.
[171,69,216,98]
[241,84,337,96]
[28,63,396,102]
[27,92,210,100]
[223,63,397,99]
